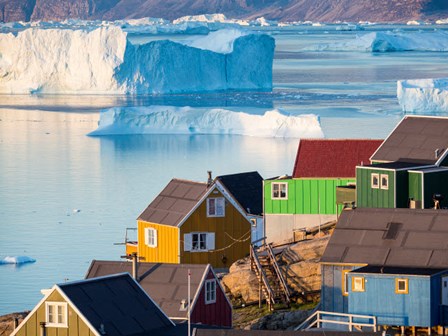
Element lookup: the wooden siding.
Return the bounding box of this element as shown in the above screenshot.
[191,269,232,327]
[321,264,360,313]
[180,189,251,269]
[348,273,432,327]
[264,179,354,215]
[138,221,179,264]
[15,290,95,336]
[356,168,395,208]
[408,171,423,208]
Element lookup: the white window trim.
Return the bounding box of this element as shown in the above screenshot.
[272,182,288,200]
[184,232,215,252]
[205,279,217,304]
[371,173,379,189]
[380,174,389,190]
[144,227,157,247]
[45,302,68,328]
[207,197,225,217]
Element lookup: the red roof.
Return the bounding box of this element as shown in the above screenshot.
[292,139,383,178]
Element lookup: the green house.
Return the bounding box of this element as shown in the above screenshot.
[357,116,448,209]
[264,139,382,245]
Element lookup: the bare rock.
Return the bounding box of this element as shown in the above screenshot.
[250,309,311,330]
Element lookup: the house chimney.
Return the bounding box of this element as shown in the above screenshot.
[207,171,213,186]
[13,317,19,329]
[435,148,440,159]
[40,322,47,336]
[131,252,139,281]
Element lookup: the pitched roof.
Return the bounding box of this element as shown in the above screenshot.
[292,139,383,178]
[370,115,448,165]
[86,261,210,319]
[195,330,381,336]
[138,179,208,226]
[322,208,448,269]
[216,171,263,215]
[59,273,174,336]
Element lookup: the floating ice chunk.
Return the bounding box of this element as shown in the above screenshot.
[89,106,324,138]
[181,29,247,53]
[0,27,274,94]
[397,78,448,113]
[436,18,448,24]
[0,256,36,264]
[313,30,448,52]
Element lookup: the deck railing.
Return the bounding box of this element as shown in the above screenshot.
[294,310,377,332]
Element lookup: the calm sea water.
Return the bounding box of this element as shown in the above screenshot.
[1,24,448,315]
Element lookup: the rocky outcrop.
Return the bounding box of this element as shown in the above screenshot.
[0,311,28,336]
[1,0,448,23]
[221,235,330,305]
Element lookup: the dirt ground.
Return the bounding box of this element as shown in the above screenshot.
[0,312,29,336]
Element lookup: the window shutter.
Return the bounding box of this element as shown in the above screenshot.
[144,228,149,246]
[184,233,192,251]
[153,229,158,247]
[206,232,215,250]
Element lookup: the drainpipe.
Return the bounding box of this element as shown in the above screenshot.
[131,252,138,281]
[13,317,19,329]
[40,322,46,336]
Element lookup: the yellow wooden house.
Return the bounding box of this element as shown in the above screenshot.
[11,273,175,336]
[127,176,252,269]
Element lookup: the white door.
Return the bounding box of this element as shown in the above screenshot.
[442,276,448,306]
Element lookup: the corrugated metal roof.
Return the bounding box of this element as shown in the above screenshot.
[293,139,383,178]
[58,273,173,336]
[86,261,209,319]
[216,171,263,216]
[371,116,448,164]
[138,179,209,227]
[322,208,448,268]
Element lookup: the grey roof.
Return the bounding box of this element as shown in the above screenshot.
[370,116,448,165]
[58,273,174,336]
[216,171,263,216]
[361,162,429,170]
[138,179,208,227]
[86,261,210,319]
[351,265,446,276]
[321,208,448,269]
[195,330,381,336]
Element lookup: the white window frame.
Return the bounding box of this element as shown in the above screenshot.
[207,197,225,217]
[205,279,217,304]
[144,227,157,247]
[371,173,379,189]
[272,182,288,200]
[352,276,365,292]
[380,174,389,190]
[184,232,215,252]
[342,270,350,296]
[45,302,68,328]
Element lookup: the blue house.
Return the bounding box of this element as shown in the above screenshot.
[321,208,448,331]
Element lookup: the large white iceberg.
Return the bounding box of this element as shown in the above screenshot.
[89,106,324,138]
[397,78,448,113]
[0,256,36,264]
[314,30,448,52]
[0,27,275,94]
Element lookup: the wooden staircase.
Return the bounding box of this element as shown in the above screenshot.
[250,242,291,310]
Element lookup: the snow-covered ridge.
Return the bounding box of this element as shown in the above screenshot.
[0,27,275,94]
[397,78,448,113]
[313,30,448,52]
[89,106,324,138]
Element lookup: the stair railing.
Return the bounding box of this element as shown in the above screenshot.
[250,244,276,309]
[266,243,290,302]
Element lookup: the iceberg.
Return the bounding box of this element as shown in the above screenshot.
[313,30,448,52]
[88,106,324,138]
[0,256,36,264]
[0,27,275,94]
[397,78,448,113]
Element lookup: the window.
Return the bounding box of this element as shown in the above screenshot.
[144,227,157,247]
[207,197,225,217]
[184,232,215,252]
[380,174,389,190]
[371,173,379,189]
[272,183,288,199]
[396,278,409,294]
[205,279,217,304]
[352,277,365,292]
[342,270,350,296]
[46,302,68,327]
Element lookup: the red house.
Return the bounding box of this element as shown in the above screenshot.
[86,261,232,327]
